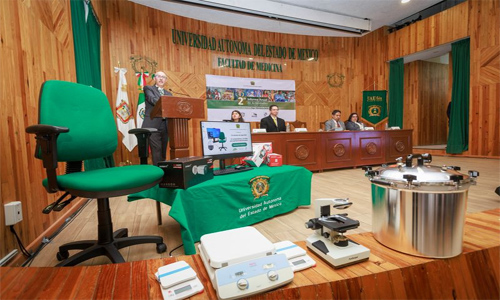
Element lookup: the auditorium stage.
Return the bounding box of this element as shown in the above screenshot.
[1,209,498,299]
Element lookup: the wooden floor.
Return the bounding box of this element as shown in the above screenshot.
[28,156,500,267]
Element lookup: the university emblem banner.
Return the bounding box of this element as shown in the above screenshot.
[362,90,388,126]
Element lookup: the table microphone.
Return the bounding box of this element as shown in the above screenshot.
[168,88,189,97]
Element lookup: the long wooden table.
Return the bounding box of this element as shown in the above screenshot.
[252,129,413,171]
[1,209,498,299]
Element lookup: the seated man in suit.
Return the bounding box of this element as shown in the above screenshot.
[260,104,286,132]
[325,109,346,131]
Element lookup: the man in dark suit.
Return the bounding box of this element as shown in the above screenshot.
[260,104,286,132]
[142,71,172,165]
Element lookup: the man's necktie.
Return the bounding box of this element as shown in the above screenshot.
[273,118,277,126]
[336,121,340,128]
[159,88,165,96]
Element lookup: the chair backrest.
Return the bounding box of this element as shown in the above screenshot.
[319,121,326,131]
[39,80,118,162]
[219,132,226,141]
[290,121,307,130]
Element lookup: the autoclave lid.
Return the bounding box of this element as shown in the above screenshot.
[363,153,479,191]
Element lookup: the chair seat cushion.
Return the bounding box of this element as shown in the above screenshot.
[43,165,164,193]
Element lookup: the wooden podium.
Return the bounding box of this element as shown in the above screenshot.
[150,95,205,158]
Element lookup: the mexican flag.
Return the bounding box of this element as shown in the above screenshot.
[135,71,149,128]
[136,93,145,128]
[114,67,137,151]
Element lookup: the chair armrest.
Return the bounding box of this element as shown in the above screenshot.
[129,128,158,164]
[129,128,158,135]
[26,124,69,193]
[26,124,69,135]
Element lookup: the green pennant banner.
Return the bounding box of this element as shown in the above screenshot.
[362,90,388,126]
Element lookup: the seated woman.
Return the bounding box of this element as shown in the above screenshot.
[345,113,365,131]
[230,110,245,122]
[227,110,245,165]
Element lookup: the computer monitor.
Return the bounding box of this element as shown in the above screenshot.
[200,121,253,170]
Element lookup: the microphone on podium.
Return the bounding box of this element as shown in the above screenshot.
[168,88,189,97]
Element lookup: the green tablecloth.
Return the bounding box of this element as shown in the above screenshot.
[128,165,312,254]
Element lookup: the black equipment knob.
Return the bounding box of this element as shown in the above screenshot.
[448,166,461,171]
[362,166,372,171]
[403,174,417,184]
[304,220,315,229]
[468,170,479,178]
[366,170,379,177]
[305,219,322,230]
[449,175,464,182]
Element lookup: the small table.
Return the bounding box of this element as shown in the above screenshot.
[129,165,312,254]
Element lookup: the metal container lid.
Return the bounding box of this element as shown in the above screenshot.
[364,153,479,191]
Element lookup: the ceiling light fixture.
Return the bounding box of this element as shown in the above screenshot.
[401,0,411,3]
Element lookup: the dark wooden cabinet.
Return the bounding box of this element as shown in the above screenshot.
[323,132,356,169]
[284,134,321,170]
[253,130,413,171]
[386,130,413,162]
[355,130,386,166]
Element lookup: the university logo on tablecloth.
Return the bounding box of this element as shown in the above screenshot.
[249,176,270,199]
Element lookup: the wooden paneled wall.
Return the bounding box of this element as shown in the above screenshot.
[386,0,499,156]
[467,0,499,157]
[98,0,363,163]
[1,0,498,261]
[404,61,449,145]
[0,0,80,260]
[418,61,449,145]
[403,61,420,142]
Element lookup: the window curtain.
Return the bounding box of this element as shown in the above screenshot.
[446,38,470,154]
[71,0,113,169]
[388,58,404,128]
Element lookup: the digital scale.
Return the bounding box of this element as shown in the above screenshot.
[198,227,294,300]
[155,261,204,300]
[274,241,316,272]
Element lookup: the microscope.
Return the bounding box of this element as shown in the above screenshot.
[305,198,370,268]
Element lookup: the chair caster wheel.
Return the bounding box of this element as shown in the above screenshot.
[57,250,69,261]
[156,243,167,254]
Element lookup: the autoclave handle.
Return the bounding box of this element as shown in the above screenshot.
[370,179,392,186]
[405,153,432,167]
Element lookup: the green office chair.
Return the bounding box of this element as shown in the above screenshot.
[219,131,227,151]
[26,80,166,266]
